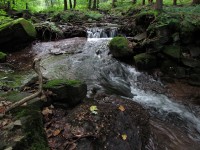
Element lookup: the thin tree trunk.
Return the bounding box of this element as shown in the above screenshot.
[93,0,97,9]
[64,0,67,10]
[142,0,145,5]
[73,0,76,8]
[155,0,162,10]
[173,0,177,5]
[112,0,116,8]
[88,0,92,9]
[26,3,28,10]
[97,0,99,8]
[69,0,72,9]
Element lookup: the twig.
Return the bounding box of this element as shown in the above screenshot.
[5,57,46,113]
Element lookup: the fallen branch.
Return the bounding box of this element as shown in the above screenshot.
[5,57,46,113]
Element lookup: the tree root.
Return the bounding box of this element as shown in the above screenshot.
[4,57,46,113]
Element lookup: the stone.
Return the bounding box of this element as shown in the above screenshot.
[108,36,133,58]
[46,95,150,150]
[189,46,200,57]
[163,45,181,59]
[43,79,87,106]
[0,18,36,50]
[134,53,157,70]
[133,32,147,42]
[182,58,200,68]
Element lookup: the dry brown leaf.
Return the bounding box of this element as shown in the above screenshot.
[118,105,125,112]
[53,129,61,136]
[42,107,53,115]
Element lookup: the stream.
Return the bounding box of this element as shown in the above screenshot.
[3,27,200,149]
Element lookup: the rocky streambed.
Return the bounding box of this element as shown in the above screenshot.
[1,37,200,150]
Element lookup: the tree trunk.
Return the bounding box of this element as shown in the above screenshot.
[193,0,200,4]
[7,1,10,10]
[142,0,145,5]
[93,0,96,9]
[88,0,92,9]
[155,0,162,10]
[64,0,67,10]
[51,0,53,7]
[173,0,177,5]
[148,0,153,4]
[26,3,28,10]
[73,0,76,8]
[69,0,72,9]
[112,0,116,8]
[97,0,99,8]
[132,0,137,4]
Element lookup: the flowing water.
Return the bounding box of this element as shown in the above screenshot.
[28,31,200,149]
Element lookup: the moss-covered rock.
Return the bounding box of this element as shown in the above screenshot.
[0,51,6,62]
[0,102,49,150]
[134,53,157,70]
[108,36,133,58]
[0,18,36,51]
[163,45,181,59]
[43,79,87,106]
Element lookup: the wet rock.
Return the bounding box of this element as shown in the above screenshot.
[133,32,147,42]
[45,95,150,150]
[163,45,181,59]
[189,74,200,86]
[134,53,157,70]
[43,79,87,106]
[182,58,200,68]
[0,52,7,62]
[108,36,133,58]
[189,46,200,57]
[63,26,86,38]
[0,18,36,51]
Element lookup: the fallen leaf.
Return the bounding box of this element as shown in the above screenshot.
[53,129,61,136]
[90,105,98,114]
[13,120,22,126]
[121,134,127,140]
[118,105,125,112]
[42,107,53,115]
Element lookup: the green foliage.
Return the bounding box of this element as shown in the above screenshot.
[84,11,103,21]
[0,52,6,60]
[0,18,36,38]
[43,79,82,88]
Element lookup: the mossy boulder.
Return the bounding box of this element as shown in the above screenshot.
[0,102,49,150]
[163,45,181,59]
[0,51,6,62]
[43,79,87,106]
[134,53,157,70]
[108,36,133,58]
[0,18,36,51]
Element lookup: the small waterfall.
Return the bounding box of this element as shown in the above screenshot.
[87,27,118,38]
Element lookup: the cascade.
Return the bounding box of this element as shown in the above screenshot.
[31,37,200,150]
[87,27,118,38]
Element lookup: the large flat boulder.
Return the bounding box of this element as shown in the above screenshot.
[0,18,37,51]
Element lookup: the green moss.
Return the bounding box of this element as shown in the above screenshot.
[163,45,181,59]
[109,36,131,57]
[134,53,157,70]
[13,104,49,150]
[0,51,6,60]
[0,18,36,38]
[43,79,82,89]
